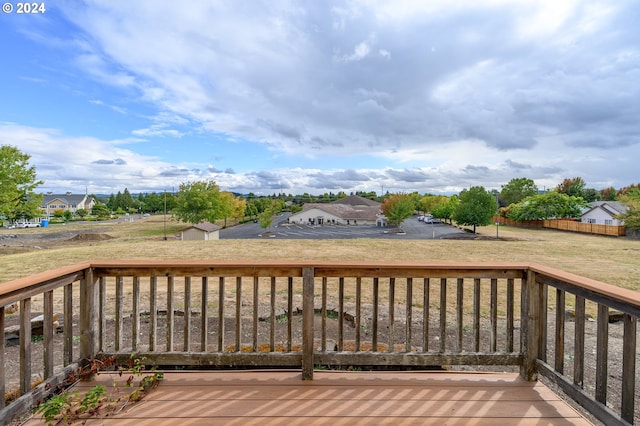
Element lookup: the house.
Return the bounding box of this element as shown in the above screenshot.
[288,195,384,226]
[40,192,96,217]
[181,222,222,241]
[580,201,628,226]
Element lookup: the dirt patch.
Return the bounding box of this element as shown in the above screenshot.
[66,233,113,242]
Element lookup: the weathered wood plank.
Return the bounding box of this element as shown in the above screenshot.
[301,267,315,380]
[406,277,413,353]
[0,306,5,410]
[19,298,31,394]
[115,276,124,351]
[183,276,191,351]
[149,276,157,351]
[554,288,565,374]
[200,276,208,352]
[573,295,585,388]
[166,276,174,352]
[43,290,54,379]
[423,277,430,353]
[63,283,73,366]
[439,278,446,353]
[490,278,497,352]
[621,314,636,423]
[132,276,140,351]
[456,278,463,352]
[595,303,608,404]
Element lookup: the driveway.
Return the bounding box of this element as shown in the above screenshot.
[220,214,467,240]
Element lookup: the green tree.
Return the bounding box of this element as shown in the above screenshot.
[616,199,640,232]
[173,181,226,224]
[258,199,282,231]
[381,193,415,227]
[76,208,88,219]
[506,191,588,221]
[0,145,43,222]
[91,203,110,219]
[431,195,458,224]
[556,177,586,198]
[499,178,538,206]
[453,187,498,233]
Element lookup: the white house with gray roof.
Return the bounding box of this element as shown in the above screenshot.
[40,193,96,217]
[580,201,628,226]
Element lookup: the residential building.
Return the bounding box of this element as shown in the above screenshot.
[40,192,96,217]
[580,201,628,226]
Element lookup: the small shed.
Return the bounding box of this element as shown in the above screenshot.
[181,222,222,241]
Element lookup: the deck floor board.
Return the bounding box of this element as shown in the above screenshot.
[24,370,592,425]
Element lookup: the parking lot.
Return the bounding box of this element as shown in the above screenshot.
[220,214,467,240]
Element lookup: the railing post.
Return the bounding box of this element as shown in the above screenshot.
[302,267,315,380]
[80,267,99,360]
[521,269,540,381]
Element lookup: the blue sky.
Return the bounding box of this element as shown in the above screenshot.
[1,0,638,196]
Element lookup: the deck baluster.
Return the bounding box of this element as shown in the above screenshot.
[132,276,140,351]
[439,278,446,353]
[621,314,636,423]
[422,278,430,352]
[573,295,585,387]
[19,298,31,394]
[595,303,609,404]
[456,278,464,352]
[554,289,565,374]
[184,277,191,351]
[43,290,54,378]
[201,277,208,352]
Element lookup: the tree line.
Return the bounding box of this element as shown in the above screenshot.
[2,145,639,232]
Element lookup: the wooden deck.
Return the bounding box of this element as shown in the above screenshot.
[24,370,592,425]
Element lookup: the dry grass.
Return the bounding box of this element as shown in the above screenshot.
[1,216,639,292]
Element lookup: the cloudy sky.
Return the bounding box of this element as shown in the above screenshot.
[1,0,638,196]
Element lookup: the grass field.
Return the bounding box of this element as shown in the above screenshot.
[1,216,639,292]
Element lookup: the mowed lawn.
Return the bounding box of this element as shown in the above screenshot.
[1,216,639,293]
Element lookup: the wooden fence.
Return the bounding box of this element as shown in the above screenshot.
[495,217,627,236]
[1,261,638,425]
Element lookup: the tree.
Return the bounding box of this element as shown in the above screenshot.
[453,186,498,233]
[556,177,586,198]
[499,178,538,206]
[91,203,110,219]
[0,145,43,222]
[173,181,226,224]
[258,199,282,232]
[431,195,458,224]
[506,191,588,221]
[76,208,88,219]
[381,193,415,227]
[616,199,640,232]
[600,187,617,201]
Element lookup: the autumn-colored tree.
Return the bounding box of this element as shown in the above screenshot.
[381,193,415,226]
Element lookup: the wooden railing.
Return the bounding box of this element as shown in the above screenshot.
[1,261,638,425]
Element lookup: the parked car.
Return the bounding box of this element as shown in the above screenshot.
[423,217,441,224]
[15,222,40,228]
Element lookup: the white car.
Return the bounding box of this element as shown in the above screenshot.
[15,222,40,228]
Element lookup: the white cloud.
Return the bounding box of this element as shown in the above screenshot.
[3,0,639,195]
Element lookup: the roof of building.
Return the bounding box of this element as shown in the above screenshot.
[331,194,381,207]
[41,193,93,205]
[582,201,628,217]
[184,222,222,233]
[300,203,381,221]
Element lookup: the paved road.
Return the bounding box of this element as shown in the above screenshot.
[220,214,466,240]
